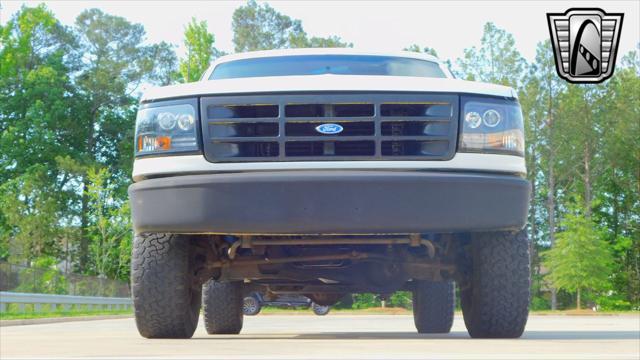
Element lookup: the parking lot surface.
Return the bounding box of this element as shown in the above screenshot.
[1,314,639,359]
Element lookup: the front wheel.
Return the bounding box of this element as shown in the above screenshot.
[460,230,530,338]
[131,233,201,339]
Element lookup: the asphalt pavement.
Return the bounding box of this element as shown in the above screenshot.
[1,314,639,359]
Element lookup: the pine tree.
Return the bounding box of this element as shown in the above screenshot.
[544,202,614,309]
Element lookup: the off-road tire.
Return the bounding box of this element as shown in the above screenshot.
[203,280,244,334]
[131,233,201,339]
[460,230,530,338]
[412,280,455,333]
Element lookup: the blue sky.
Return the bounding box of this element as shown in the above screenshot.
[1,0,639,64]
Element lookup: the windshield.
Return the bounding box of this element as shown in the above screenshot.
[209,55,446,80]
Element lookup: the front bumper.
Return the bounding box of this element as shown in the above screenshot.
[129,171,530,235]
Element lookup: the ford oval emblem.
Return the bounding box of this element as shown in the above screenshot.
[315,123,344,135]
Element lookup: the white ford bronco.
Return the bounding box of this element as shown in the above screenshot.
[129,49,531,339]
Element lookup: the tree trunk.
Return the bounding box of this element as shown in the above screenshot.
[548,149,558,310]
[576,288,581,310]
[79,178,89,271]
[546,84,558,311]
[79,109,98,272]
[584,143,592,218]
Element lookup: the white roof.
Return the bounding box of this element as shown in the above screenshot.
[200,48,442,80]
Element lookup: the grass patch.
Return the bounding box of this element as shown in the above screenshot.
[0,308,132,320]
[258,306,315,315]
[530,309,640,316]
[1,303,132,320]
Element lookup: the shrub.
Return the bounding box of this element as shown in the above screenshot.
[530,295,550,311]
[596,294,633,311]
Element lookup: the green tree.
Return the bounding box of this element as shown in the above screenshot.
[593,49,640,307]
[232,0,306,52]
[0,6,77,264]
[0,5,177,275]
[232,0,350,51]
[306,35,352,48]
[85,167,132,281]
[0,5,77,185]
[457,22,525,87]
[148,41,179,86]
[72,8,176,270]
[553,82,608,221]
[403,44,439,57]
[0,166,63,261]
[178,18,223,82]
[520,40,567,309]
[543,203,613,309]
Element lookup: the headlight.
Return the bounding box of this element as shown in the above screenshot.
[459,96,524,156]
[482,109,501,127]
[177,114,195,131]
[464,111,482,129]
[157,112,177,131]
[135,101,199,156]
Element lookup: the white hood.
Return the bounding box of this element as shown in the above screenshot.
[141,75,517,102]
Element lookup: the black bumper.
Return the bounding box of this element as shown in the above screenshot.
[129,171,530,235]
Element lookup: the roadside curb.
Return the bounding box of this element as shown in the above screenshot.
[0,314,133,327]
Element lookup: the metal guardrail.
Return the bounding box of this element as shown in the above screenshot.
[0,291,132,313]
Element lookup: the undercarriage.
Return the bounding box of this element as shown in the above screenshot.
[190,234,467,305]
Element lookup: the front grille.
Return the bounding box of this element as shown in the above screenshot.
[201,93,458,162]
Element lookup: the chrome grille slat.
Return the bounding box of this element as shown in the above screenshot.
[207,118,279,122]
[210,137,281,142]
[377,116,450,122]
[200,93,458,162]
